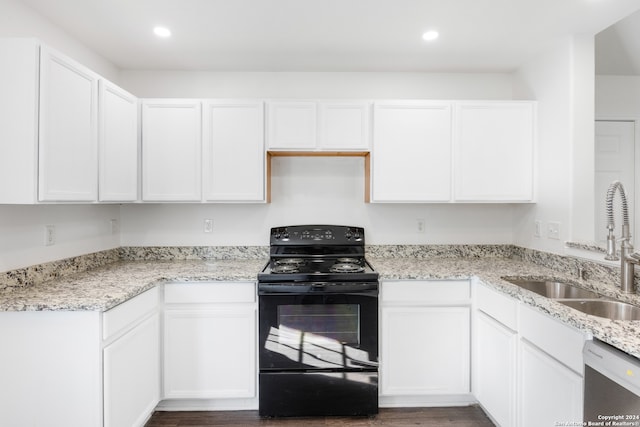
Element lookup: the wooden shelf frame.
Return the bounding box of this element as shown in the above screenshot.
[266,151,371,203]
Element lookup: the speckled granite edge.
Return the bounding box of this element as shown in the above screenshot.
[0,249,120,290]
[565,241,606,254]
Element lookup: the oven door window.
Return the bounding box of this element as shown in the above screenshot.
[259,294,378,371]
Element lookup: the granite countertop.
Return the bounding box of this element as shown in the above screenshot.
[1,254,639,358]
[0,259,266,311]
[371,256,640,359]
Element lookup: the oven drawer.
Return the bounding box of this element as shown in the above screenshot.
[259,371,378,417]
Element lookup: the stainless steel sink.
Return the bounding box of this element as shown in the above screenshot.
[502,278,601,299]
[559,300,640,321]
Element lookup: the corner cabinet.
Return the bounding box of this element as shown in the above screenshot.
[141,99,202,201]
[38,45,99,202]
[162,282,257,410]
[98,80,139,202]
[454,102,535,202]
[0,38,138,204]
[380,280,472,407]
[203,100,265,202]
[371,101,452,202]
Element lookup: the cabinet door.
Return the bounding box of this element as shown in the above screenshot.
[39,46,98,201]
[266,101,316,149]
[104,313,160,427]
[142,100,202,201]
[454,102,535,201]
[318,101,370,150]
[380,306,470,395]
[372,101,452,202]
[164,307,256,399]
[519,340,583,427]
[473,311,517,427]
[99,80,138,201]
[203,100,264,201]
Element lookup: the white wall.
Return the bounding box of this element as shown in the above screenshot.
[119,70,518,246]
[121,157,516,246]
[512,35,595,254]
[120,70,513,100]
[0,0,119,81]
[0,0,122,271]
[0,205,120,272]
[596,75,640,118]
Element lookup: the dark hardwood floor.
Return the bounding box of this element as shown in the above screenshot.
[145,406,495,427]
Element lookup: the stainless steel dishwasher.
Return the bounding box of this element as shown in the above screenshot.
[583,340,640,423]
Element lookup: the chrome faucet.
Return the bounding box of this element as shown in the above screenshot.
[605,180,638,293]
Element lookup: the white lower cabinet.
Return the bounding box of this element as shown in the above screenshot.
[103,313,160,427]
[518,304,584,427]
[473,282,585,426]
[518,340,583,427]
[102,287,161,427]
[380,280,472,406]
[473,311,517,427]
[162,282,257,409]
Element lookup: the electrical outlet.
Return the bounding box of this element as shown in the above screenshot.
[204,219,214,233]
[416,219,426,234]
[547,221,561,240]
[534,220,541,238]
[44,225,55,246]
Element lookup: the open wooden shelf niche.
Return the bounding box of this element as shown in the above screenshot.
[266,151,371,203]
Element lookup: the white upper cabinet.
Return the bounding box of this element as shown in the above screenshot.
[0,38,39,204]
[38,45,99,202]
[203,100,265,202]
[372,101,452,202]
[267,101,370,151]
[267,101,316,150]
[142,99,202,201]
[318,101,370,150]
[99,81,138,202]
[454,101,535,202]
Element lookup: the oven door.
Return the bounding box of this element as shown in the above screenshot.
[258,288,378,372]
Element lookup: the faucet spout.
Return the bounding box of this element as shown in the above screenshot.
[604,180,636,293]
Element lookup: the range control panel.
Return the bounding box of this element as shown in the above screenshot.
[270,225,364,245]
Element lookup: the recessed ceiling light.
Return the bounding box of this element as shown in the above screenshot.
[422,30,439,41]
[153,26,171,38]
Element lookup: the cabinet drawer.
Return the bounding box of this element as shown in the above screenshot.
[476,282,518,330]
[103,287,159,341]
[382,280,470,304]
[164,282,256,304]
[519,304,585,373]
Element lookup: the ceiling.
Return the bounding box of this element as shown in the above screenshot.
[17,0,640,73]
